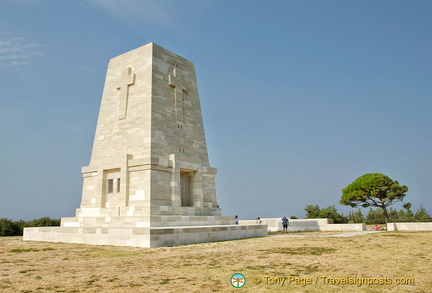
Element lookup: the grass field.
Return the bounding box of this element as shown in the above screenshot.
[0,231,431,292]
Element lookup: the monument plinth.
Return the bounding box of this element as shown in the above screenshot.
[24,43,267,247]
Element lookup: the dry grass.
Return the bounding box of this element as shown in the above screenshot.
[0,231,431,292]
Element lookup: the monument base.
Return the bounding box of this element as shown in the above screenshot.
[23,224,268,248]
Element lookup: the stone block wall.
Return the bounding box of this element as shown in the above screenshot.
[240,218,366,232]
[387,222,432,231]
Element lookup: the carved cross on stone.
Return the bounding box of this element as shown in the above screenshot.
[116,67,136,120]
[168,67,187,122]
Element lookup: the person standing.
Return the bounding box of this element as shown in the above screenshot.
[234,215,239,225]
[281,216,289,233]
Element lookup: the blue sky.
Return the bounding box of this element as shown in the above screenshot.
[1,0,431,221]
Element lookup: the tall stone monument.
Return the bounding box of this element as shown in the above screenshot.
[24,43,267,247]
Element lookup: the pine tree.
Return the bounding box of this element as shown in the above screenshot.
[414,206,432,222]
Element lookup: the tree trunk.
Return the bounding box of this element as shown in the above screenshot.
[382,207,390,223]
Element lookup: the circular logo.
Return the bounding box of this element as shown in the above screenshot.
[251,276,261,285]
[231,273,246,288]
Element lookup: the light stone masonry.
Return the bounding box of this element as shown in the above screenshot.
[23,43,267,247]
[240,218,366,232]
[386,222,432,231]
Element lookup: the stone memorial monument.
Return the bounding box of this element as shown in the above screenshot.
[24,43,267,247]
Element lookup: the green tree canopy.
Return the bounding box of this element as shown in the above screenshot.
[348,209,364,223]
[0,217,61,237]
[0,218,15,236]
[304,204,347,223]
[25,217,60,227]
[304,204,320,218]
[365,208,385,225]
[340,173,409,223]
[414,206,432,222]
